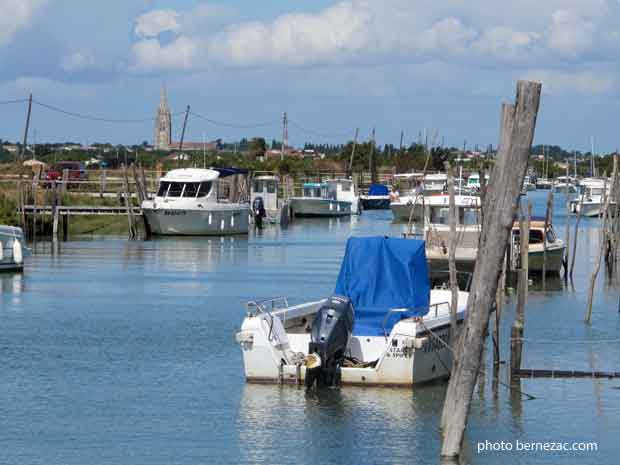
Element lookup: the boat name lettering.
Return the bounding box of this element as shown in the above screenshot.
[160,210,188,216]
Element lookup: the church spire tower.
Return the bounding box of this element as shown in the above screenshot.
[154,86,172,150]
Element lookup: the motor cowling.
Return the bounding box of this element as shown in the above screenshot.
[305,295,354,388]
[252,197,266,228]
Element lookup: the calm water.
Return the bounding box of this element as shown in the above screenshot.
[2,191,620,465]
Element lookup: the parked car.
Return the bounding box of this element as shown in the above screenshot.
[45,161,87,186]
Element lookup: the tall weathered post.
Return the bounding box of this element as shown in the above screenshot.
[511,202,530,379]
[444,161,458,342]
[440,81,541,458]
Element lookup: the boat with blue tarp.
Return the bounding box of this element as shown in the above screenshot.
[360,183,391,210]
[236,236,469,387]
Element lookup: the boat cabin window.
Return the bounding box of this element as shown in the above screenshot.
[529,230,544,244]
[462,208,480,225]
[183,182,199,198]
[303,187,322,198]
[267,181,277,194]
[253,180,265,193]
[589,187,604,196]
[327,185,337,200]
[197,182,212,198]
[340,182,351,192]
[157,181,170,197]
[430,207,450,225]
[167,182,183,198]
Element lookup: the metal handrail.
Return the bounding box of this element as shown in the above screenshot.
[245,296,289,317]
[381,302,451,338]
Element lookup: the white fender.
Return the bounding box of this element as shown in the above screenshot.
[13,239,23,264]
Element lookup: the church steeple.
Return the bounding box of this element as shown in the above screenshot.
[154,85,172,150]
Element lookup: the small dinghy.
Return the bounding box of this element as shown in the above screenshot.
[236,236,469,387]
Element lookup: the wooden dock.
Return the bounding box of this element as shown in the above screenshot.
[20,205,142,216]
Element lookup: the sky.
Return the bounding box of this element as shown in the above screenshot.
[1,0,620,152]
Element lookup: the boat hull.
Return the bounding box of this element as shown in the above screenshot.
[143,206,250,235]
[528,245,565,273]
[360,196,390,210]
[390,202,424,223]
[289,198,352,217]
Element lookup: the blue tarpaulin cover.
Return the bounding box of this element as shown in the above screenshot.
[334,236,431,336]
[212,167,249,178]
[368,184,389,196]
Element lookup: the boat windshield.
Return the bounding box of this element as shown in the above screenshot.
[167,182,183,197]
[429,206,481,225]
[157,181,170,197]
[183,182,199,197]
[158,181,212,198]
[196,182,212,198]
[303,187,322,198]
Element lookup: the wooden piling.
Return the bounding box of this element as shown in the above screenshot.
[564,166,571,279]
[511,202,530,379]
[444,161,458,343]
[570,190,584,280]
[585,155,617,323]
[542,189,553,285]
[121,164,136,240]
[51,182,60,240]
[440,81,541,459]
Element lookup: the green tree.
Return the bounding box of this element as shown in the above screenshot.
[248,137,267,160]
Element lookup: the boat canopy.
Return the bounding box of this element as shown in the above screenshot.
[334,237,431,336]
[212,167,249,178]
[162,168,220,183]
[368,184,389,196]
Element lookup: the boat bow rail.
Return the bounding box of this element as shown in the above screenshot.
[381,302,451,338]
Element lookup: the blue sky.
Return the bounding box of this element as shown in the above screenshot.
[1,0,620,152]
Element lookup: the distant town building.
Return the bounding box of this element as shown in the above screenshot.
[168,141,221,152]
[154,87,172,150]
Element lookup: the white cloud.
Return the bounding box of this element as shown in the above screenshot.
[0,0,47,46]
[127,0,620,99]
[523,69,616,96]
[134,9,181,39]
[61,51,96,72]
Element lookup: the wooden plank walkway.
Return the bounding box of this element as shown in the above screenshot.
[20,205,143,216]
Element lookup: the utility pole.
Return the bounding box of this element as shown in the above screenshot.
[399,130,404,153]
[347,128,359,177]
[19,94,33,166]
[178,104,190,168]
[281,112,288,161]
[369,127,376,183]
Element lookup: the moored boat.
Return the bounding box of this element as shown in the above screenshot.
[360,183,391,210]
[289,179,359,218]
[250,175,290,225]
[390,173,425,222]
[236,237,468,387]
[511,218,566,273]
[0,226,28,272]
[141,168,250,236]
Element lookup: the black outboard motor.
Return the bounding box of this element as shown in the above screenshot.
[252,197,266,228]
[305,296,354,388]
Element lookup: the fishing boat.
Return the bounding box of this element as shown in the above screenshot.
[0,226,27,272]
[360,183,390,210]
[423,173,447,195]
[553,176,578,194]
[236,237,468,387]
[511,218,566,273]
[141,168,250,235]
[390,173,425,222]
[569,178,610,217]
[423,195,482,272]
[250,175,290,225]
[466,173,489,193]
[289,179,359,218]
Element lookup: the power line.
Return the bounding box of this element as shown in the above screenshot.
[189,110,279,129]
[0,98,29,105]
[32,99,184,123]
[287,119,352,140]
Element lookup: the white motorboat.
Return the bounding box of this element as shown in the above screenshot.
[535,178,553,190]
[423,194,482,272]
[0,225,28,272]
[360,183,391,210]
[141,168,250,235]
[553,176,578,194]
[423,173,447,195]
[510,218,566,273]
[569,178,611,217]
[236,237,468,387]
[466,173,489,193]
[250,175,290,225]
[390,173,425,222]
[522,175,536,193]
[289,179,359,218]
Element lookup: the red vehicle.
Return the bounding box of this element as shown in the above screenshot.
[45,161,87,185]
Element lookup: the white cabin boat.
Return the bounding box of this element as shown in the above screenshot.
[141,168,250,235]
[423,173,447,195]
[522,175,536,192]
[466,173,489,192]
[511,219,566,273]
[553,176,578,194]
[569,178,610,217]
[390,173,425,222]
[250,175,290,225]
[289,179,359,218]
[0,226,28,272]
[423,195,482,271]
[236,237,468,387]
